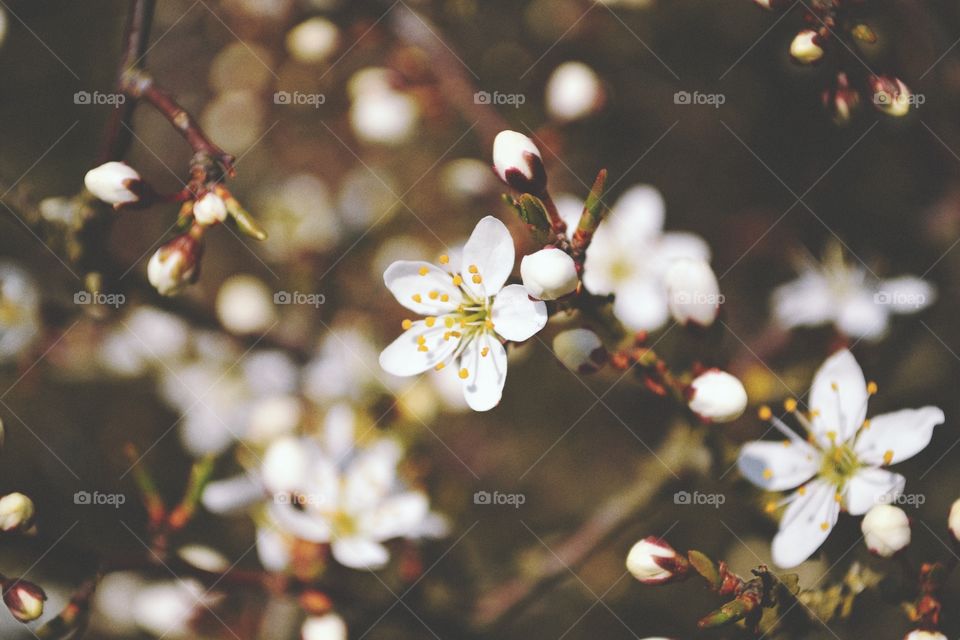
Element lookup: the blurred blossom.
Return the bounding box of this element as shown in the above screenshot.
[0,262,40,363]
[373,235,431,278]
[545,61,604,122]
[302,612,348,640]
[259,173,342,257]
[202,90,266,154]
[99,306,191,377]
[286,17,340,64]
[348,67,419,146]
[439,159,499,203]
[246,394,303,445]
[222,0,293,20]
[209,42,275,93]
[771,243,935,341]
[38,196,77,226]
[216,274,278,335]
[572,185,711,331]
[336,167,398,230]
[176,544,230,573]
[132,578,218,638]
[303,320,399,404]
[92,572,147,636]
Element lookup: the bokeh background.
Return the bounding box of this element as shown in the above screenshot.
[2,0,960,638]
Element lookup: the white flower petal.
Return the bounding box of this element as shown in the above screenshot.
[854,407,944,466]
[256,525,291,571]
[809,349,868,445]
[201,474,264,514]
[771,270,835,330]
[344,440,402,511]
[491,284,548,342]
[384,261,462,315]
[652,232,711,275]
[772,480,840,568]
[738,440,819,491]
[836,291,889,340]
[460,216,515,299]
[459,333,508,412]
[323,403,357,462]
[844,467,905,516]
[609,185,665,239]
[612,277,670,332]
[331,537,390,570]
[359,491,430,541]
[379,321,462,377]
[269,503,333,543]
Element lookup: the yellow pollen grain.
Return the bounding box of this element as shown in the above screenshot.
[459,368,469,379]
[439,254,449,264]
[416,335,426,344]
[862,419,871,430]
[428,290,439,300]
[440,294,449,302]
[831,382,839,391]
[412,294,422,303]
[452,275,463,286]
[401,319,412,330]
[444,317,455,328]
[425,317,436,328]
[783,440,791,447]
[418,345,428,352]
[472,274,482,284]
[820,521,829,531]
[798,486,807,496]
[784,398,798,412]
[435,362,445,371]
[867,381,878,395]
[762,468,773,480]
[758,406,772,421]
[418,266,429,276]
[883,450,894,465]
[765,501,777,514]
[481,347,489,357]
[468,264,479,274]
[484,318,494,330]
[811,409,821,418]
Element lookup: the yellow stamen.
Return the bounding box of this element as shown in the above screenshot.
[481,347,489,357]
[826,431,837,443]
[831,382,839,391]
[765,501,777,514]
[416,335,426,344]
[425,317,436,328]
[820,521,829,531]
[439,254,449,264]
[418,345,428,352]
[444,317,455,328]
[484,318,494,330]
[401,319,413,330]
[784,398,798,412]
[418,266,429,276]
[440,294,449,302]
[412,294,422,303]
[452,275,463,286]
[762,468,773,480]
[862,419,871,430]
[435,362,445,371]
[834,493,842,503]
[798,486,807,496]
[428,290,439,300]
[867,381,878,395]
[758,406,772,421]
[459,368,469,379]
[468,264,479,274]
[883,450,894,465]
[472,274,482,284]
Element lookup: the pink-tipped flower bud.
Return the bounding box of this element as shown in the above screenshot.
[553,328,607,374]
[870,75,913,117]
[84,161,144,206]
[665,258,722,328]
[147,233,203,296]
[0,493,34,533]
[492,130,547,194]
[687,369,747,423]
[822,73,860,125]
[790,29,825,64]
[626,537,689,584]
[193,192,228,226]
[862,504,910,557]
[521,248,578,300]
[2,578,46,622]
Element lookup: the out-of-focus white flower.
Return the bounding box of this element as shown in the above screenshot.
[948,498,960,542]
[38,196,76,225]
[687,370,747,423]
[904,632,947,640]
[91,572,147,635]
[259,173,342,257]
[664,257,721,327]
[379,216,548,411]
[302,613,348,640]
[0,493,34,533]
[771,244,935,341]
[176,544,230,573]
[348,68,418,145]
[626,537,686,584]
[336,167,398,230]
[286,17,340,64]
[439,158,499,202]
[861,504,910,557]
[789,29,824,64]
[492,130,546,194]
[202,89,266,154]
[571,185,710,332]
[304,321,395,404]
[99,306,191,377]
[870,75,913,117]
[209,42,275,93]
[738,349,944,568]
[545,61,604,122]
[246,394,302,444]
[552,328,606,374]
[84,161,143,206]
[193,192,228,226]
[521,248,578,300]
[215,274,277,335]
[132,579,215,638]
[0,262,40,363]
[147,234,202,297]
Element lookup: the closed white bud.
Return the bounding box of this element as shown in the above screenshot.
[286,17,340,64]
[2,579,45,622]
[553,328,606,374]
[84,161,143,206]
[904,632,947,640]
[521,248,578,300]
[492,130,546,194]
[148,234,202,297]
[665,258,721,327]
[545,61,604,122]
[948,498,960,542]
[193,192,228,226]
[302,613,348,640]
[687,369,747,423]
[626,537,686,584]
[0,493,33,533]
[862,504,910,557]
[870,75,912,117]
[790,30,824,64]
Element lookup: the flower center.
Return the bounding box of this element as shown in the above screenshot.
[818,443,861,488]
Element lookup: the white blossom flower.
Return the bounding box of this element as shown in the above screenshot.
[545,61,604,122]
[520,247,578,300]
[664,257,722,327]
[147,235,202,297]
[861,504,910,557]
[215,274,277,335]
[771,244,935,340]
[84,161,143,206]
[0,262,40,363]
[302,613,348,640]
[286,17,339,64]
[904,632,947,640]
[571,185,710,331]
[379,216,548,411]
[737,349,944,568]
[348,68,418,146]
[688,370,747,423]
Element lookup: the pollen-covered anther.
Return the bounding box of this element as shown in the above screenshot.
[452,275,463,286]
[435,362,445,371]
[402,319,412,330]
[481,347,489,357]
[444,317,455,328]
[459,368,469,379]
[867,381,878,395]
[834,492,842,503]
[820,521,829,531]
[484,319,494,330]
[862,419,871,430]
[758,405,772,421]
[440,294,449,302]
[762,468,773,480]
[418,266,429,276]
[826,431,837,443]
[428,290,439,300]
[883,450,894,465]
[784,398,798,412]
[468,264,479,274]
[412,294,422,303]
[798,486,807,496]
[472,274,482,284]
[439,254,449,265]
[425,317,436,327]
[765,501,777,513]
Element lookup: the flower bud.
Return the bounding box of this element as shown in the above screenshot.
[520,248,578,300]
[789,30,824,64]
[904,632,947,640]
[0,493,34,533]
[626,537,688,584]
[665,258,721,328]
[545,61,604,123]
[192,192,228,226]
[286,17,340,65]
[492,130,547,194]
[687,369,747,423]
[2,578,46,622]
[948,498,960,542]
[553,328,606,374]
[822,73,860,125]
[861,504,910,557]
[302,613,348,640]
[84,161,143,206]
[870,75,912,117]
[147,233,203,296]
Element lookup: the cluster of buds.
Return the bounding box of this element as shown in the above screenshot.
[753,0,917,123]
[627,537,798,633]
